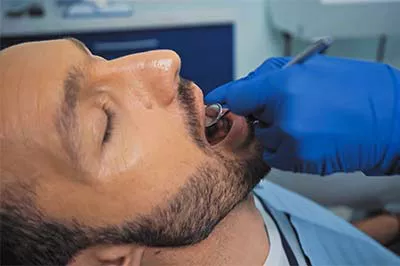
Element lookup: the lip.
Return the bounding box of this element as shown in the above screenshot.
[212,112,249,149]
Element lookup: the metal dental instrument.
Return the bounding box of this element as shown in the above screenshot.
[204,37,333,128]
[205,103,230,127]
[282,36,333,69]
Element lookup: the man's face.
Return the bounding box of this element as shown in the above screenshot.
[0,39,269,264]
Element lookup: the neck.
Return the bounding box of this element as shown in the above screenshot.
[141,193,269,266]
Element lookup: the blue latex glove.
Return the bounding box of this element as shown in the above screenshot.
[205,55,400,175]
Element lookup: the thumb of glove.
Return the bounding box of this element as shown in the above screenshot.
[205,57,291,115]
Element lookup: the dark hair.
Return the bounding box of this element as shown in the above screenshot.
[0,185,90,266]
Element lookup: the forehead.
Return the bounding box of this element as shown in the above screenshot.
[1,39,86,95]
[1,39,86,72]
[0,40,87,138]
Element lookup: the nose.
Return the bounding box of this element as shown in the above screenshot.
[109,50,182,106]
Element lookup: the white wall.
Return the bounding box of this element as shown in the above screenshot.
[183,1,400,77]
[289,37,400,68]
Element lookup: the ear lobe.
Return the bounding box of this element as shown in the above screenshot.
[99,248,144,266]
[99,256,125,266]
[68,245,145,266]
[96,245,145,266]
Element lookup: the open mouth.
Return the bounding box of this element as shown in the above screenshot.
[205,115,233,145]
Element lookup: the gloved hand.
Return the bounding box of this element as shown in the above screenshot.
[205,55,400,175]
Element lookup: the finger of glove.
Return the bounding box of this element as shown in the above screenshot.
[262,140,297,172]
[205,57,291,105]
[263,139,337,175]
[254,57,291,75]
[262,151,292,172]
[254,125,283,154]
[204,78,261,115]
[205,81,232,105]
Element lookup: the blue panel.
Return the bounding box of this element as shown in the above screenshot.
[1,24,233,94]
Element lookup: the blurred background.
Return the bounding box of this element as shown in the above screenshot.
[2,0,400,94]
[1,0,399,221]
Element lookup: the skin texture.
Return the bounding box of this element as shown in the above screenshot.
[0,39,270,266]
[353,214,400,246]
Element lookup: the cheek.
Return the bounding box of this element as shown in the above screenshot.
[35,108,210,227]
[99,105,205,179]
[89,142,209,227]
[73,107,106,175]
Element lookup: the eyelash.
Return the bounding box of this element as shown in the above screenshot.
[102,108,114,144]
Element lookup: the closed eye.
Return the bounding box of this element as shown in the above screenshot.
[103,108,114,144]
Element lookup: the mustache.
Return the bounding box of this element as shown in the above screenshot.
[177,78,206,150]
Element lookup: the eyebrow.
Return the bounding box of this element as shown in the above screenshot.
[55,65,84,167]
[66,37,91,56]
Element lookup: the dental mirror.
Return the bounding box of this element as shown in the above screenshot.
[205,103,229,128]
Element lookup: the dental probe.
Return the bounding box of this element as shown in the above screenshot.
[204,37,333,128]
[282,36,333,69]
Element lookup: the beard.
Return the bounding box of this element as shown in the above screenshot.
[0,79,270,266]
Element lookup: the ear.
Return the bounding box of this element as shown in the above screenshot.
[68,244,145,266]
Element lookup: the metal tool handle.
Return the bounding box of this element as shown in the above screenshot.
[283,37,333,69]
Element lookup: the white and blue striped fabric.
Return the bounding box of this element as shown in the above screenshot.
[253,180,400,265]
